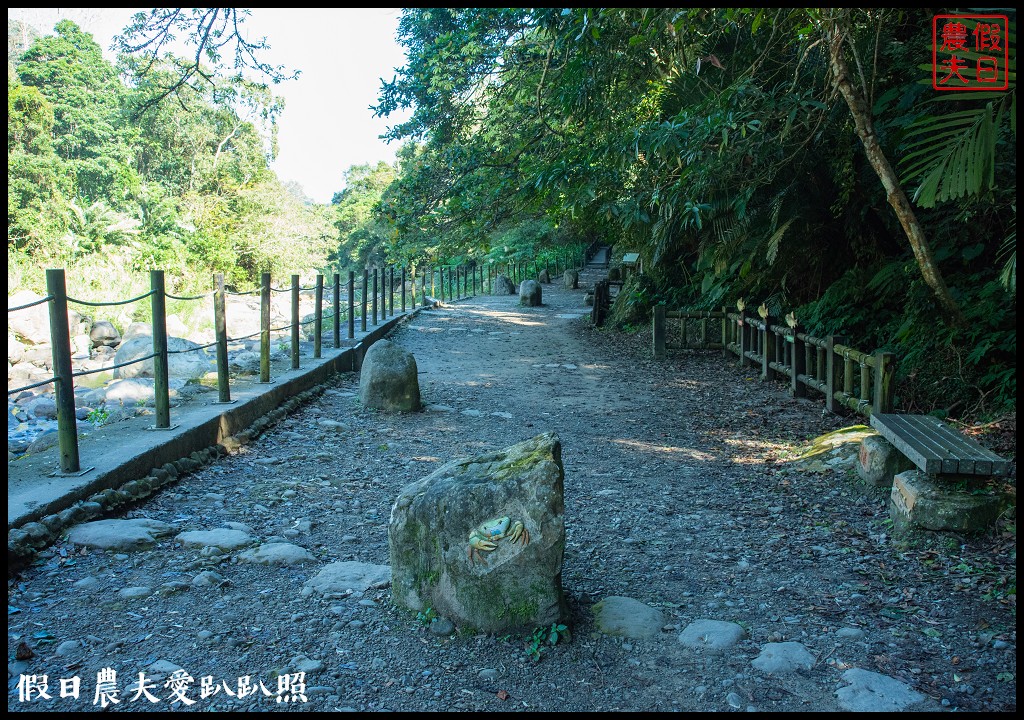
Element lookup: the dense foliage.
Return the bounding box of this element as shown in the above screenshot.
[370,8,1015,419]
[7,19,333,308]
[7,10,1015,420]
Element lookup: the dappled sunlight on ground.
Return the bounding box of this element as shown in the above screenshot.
[459,306,546,327]
[609,437,716,462]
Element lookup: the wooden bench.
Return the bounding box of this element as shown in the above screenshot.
[869,413,1010,478]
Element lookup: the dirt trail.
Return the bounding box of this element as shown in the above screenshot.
[6,280,1015,712]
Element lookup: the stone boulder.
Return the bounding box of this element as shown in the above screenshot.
[857,434,913,488]
[8,290,84,345]
[9,334,25,364]
[492,275,516,295]
[359,339,421,412]
[389,432,567,632]
[537,269,551,284]
[89,320,121,348]
[563,270,579,289]
[519,280,542,307]
[113,335,212,380]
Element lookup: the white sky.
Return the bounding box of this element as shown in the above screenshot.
[8,8,413,204]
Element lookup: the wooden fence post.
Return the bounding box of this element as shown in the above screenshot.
[313,273,323,359]
[873,351,896,414]
[791,327,806,398]
[826,335,844,413]
[214,273,230,402]
[762,315,776,381]
[260,273,271,382]
[45,268,80,472]
[361,269,368,332]
[720,307,729,359]
[737,311,747,368]
[372,268,378,325]
[150,270,171,428]
[290,275,300,369]
[653,305,666,359]
[333,273,341,348]
[348,271,355,340]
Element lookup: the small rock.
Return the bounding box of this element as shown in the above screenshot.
[429,618,455,636]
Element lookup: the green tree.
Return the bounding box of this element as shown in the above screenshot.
[7,82,73,252]
[16,20,138,204]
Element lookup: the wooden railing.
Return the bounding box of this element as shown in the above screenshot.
[652,305,895,418]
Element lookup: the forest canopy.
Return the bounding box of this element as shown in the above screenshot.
[7,9,1016,419]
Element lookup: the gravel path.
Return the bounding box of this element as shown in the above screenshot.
[7,280,1016,712]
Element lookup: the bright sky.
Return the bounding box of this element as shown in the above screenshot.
[8,8,412,204]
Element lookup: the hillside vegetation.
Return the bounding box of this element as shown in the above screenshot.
[7,10,1016,422]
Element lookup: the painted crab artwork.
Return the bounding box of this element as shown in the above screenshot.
[467,516,529,564]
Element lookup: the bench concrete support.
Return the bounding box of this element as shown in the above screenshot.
[857,434,914,488]
[889,470,1004,533]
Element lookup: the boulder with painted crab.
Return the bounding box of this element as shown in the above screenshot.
[388,432,567,633]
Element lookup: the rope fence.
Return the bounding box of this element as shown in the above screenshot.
[8,245,590,474]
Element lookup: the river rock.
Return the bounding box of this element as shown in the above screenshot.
[389,432,567,633]
[304,561,392,595]
[593,596,665,639]
[113,335,212,380]
[89,320,121,348]
[8,291,82,345]
[679,619,746,653]
[67,518,176,551]
[359,340,421,412]
[176,528,252,551]
[836,668,926,711]
[751,641,815,674]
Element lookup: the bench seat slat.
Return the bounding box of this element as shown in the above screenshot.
[870,414,1009,477]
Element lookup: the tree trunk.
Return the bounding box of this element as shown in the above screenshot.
[825,24,965,324]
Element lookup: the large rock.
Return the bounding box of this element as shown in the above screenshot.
[389,432,567,632]
[537,269,551,284]
[359,340,421,412]
[519,280,542,307]
[67,518,175,551]
[492,275,516,295]
[113,335,212,380]
[8,291,87,345]
[563,270,579,289]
